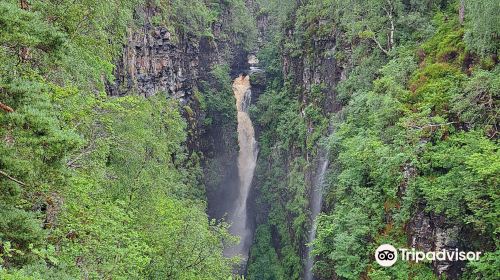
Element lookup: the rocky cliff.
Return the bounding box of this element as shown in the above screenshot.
[108,25,199,101]
[106,3,254,100]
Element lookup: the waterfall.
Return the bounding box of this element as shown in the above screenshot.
[304,148,329,280]
[224,74,258,266]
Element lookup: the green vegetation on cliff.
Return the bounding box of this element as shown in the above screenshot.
[248,0,498,279]
[0,0,242,278]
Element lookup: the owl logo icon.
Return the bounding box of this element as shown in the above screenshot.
[375,244,398,267]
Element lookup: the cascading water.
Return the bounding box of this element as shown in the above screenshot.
[304,148,329,280]
[224,74,258,266]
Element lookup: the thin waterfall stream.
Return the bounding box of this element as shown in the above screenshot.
[304,148,329,280]
[224,74,258,266]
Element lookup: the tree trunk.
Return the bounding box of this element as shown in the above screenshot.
[20,0,29,10]
[389,16,395,49]
[459,0,465,25]
[385,0,395,50]
[19,0,30,62]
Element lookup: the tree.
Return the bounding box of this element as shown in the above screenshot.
[464,0,500,56]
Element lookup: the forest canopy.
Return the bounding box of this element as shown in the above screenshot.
[0,0,498,279]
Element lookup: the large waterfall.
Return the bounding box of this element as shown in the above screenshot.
[304,149,329,280]
[224,74,258,265]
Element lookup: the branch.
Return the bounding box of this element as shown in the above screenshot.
[0,102,14,113]
[364,25,389,55]
[409,122,457,130]
[0,170,27,186]
[66,143,95,168]
[371,34,389,55]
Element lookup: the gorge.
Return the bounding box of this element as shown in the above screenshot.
[0,0,498,280]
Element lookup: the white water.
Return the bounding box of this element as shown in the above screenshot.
[304,149,329,280]
[224,75,258,265]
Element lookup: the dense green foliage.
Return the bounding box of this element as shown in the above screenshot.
[1,0,498,279]
[152,0,257,50]
[248,0,498,279]
[0,0,237,278]
[464,0,500,56]
[247,225,285,279]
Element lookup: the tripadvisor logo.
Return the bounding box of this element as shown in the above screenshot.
[375,244,398,267]
[375,244,481,267]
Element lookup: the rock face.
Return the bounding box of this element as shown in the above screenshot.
[108,22,199,102]
[282,26,345,116]
[407,203,464,279]
[107,5,240,100]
